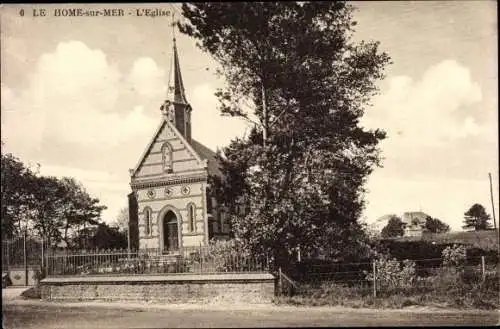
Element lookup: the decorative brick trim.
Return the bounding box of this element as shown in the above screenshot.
[172,158,197,164]
[140,162,162,167]
[131,175,207,189]
[137,193,203,204]
[133,168,206,180]
[155,137,179,143]
[41,273,275,284]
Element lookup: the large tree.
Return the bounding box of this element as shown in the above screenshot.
[463,203,492,231]
[381,216,405,238]
[1,147,106,247]
[24,175,107,248]
[424,216,450,234]
[1,151,37,238]
[28,175,67,245]
[56,177,107,248]
[180,2,390,264]
[74,223,128,250]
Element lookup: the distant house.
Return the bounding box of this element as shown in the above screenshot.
[369,211,431,237]
[401,211,429,237]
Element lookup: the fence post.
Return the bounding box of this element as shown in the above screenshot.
[481,256,486,282]
[372,261,377,298]
[278,267,283,296]
[127,226,131,260]
[24,230,28,286]
[199,242,203,273]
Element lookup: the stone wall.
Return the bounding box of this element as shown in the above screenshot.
[7,266,40,286]
[40,273,275,304]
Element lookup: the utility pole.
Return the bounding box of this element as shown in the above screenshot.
[488,172,499,254]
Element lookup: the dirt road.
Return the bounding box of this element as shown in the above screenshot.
[2,288,499,328]
[3,300,499,328]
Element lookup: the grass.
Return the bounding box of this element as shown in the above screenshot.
[275,268,499,310]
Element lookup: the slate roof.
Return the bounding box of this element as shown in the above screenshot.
[191,139,222,177]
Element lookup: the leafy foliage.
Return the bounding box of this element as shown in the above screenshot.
[442,244,467,267]
[57,177,105,246]
[463,203,492,231]
[423,216,450,233]
[1,148,106,247]
[282,266,499,310]
[1,151,38,238]
[204,239,255,272]
[380,216,405,238]
[74,223,128,250]
[365,256,416,289]
[180,2,390,265]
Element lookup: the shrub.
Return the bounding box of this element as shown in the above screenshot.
[365,256,416,290]
[442,244,467,267]
[459,267,482,285]
[201,239,255,272]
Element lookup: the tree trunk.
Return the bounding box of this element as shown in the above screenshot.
[63,220,70,248]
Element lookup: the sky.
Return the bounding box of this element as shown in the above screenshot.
[1,2,498,231]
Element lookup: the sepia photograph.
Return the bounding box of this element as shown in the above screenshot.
[1,2,498,328]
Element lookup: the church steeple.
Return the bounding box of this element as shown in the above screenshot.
[172,38,188,105]
[161,37,192,143]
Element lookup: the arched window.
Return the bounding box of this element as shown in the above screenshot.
[161,142,173,172]
[144,207,152,236]
[187,203,196,232]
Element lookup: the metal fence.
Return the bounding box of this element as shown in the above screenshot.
[2,235,44,271]
[45,246,271,276]
[276,255,499,297]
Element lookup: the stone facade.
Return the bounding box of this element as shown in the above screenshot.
[128,39,229,254]
[40,274,275,304]
[402,211,429,237]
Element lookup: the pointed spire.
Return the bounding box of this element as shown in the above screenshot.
[172,38,188,104]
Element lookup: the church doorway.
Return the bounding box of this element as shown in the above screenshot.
[163,211,179,252]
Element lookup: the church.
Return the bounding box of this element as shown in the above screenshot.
[127,39,230,254]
